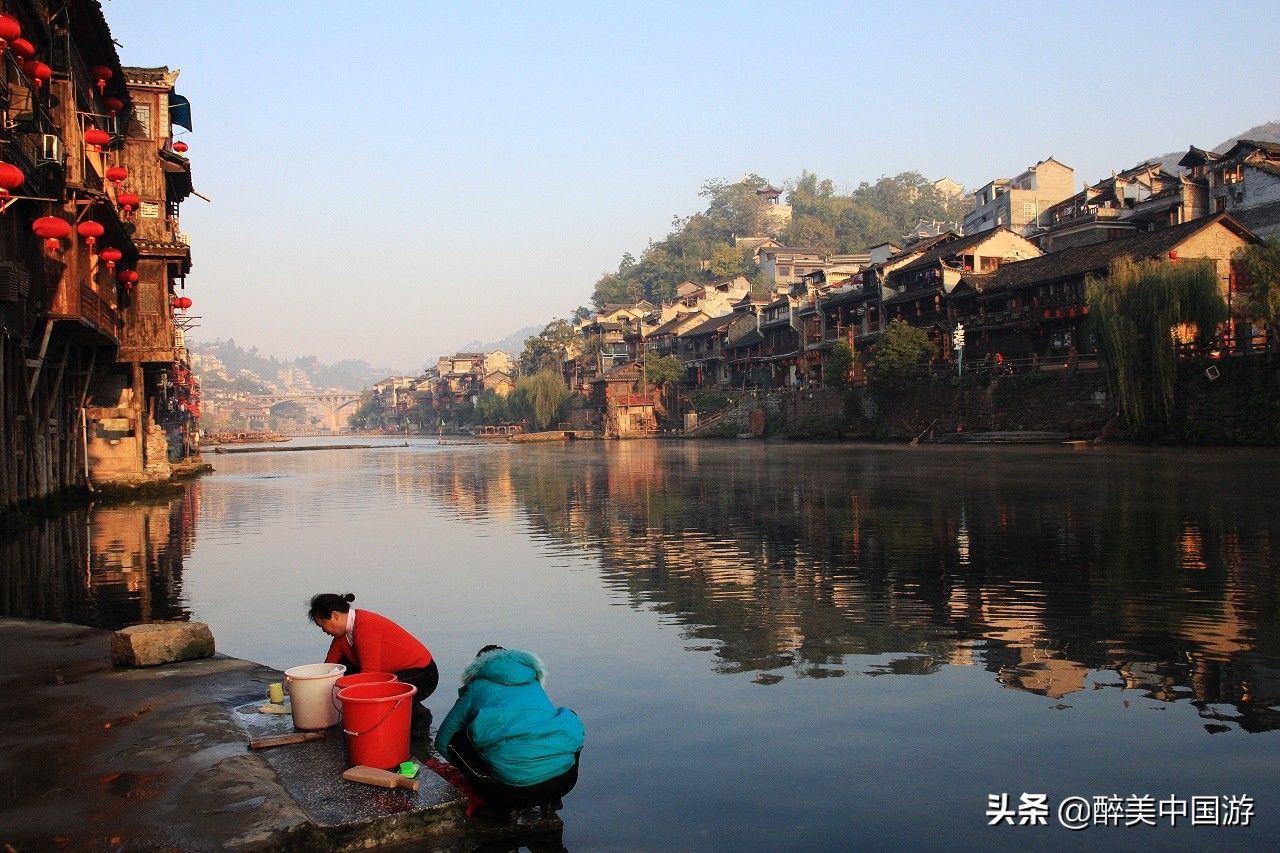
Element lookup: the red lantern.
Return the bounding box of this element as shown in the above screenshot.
[1043,309,1050,319]
[76,220,104,251]
[84,127,111,151]
[1168,250,1178,261]
[9,37,35,61]
[117,192,140,215]
[22,60,51,88]
[99,246,122,271]
[173,140,188,154]
[0,13,20,46]
[32,215,71,251]
[103,96,124,116]
[1082,306,1089,316]
[117,269,138,291]
[89,65,113,94]
[174,296,192,311]
[104,165,128,189]
[0,161,23,201]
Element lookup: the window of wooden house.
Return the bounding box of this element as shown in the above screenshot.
[140,201,160,219]
[980,256,1001,272]
[778,265,791,277]
[1022,202,1037,221]
[1214,197,1226,212]
[137,281,160,314]
[131,104,152,139]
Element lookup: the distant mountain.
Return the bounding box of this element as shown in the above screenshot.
[190,339,407,392]
[1153,119,1280,174]
[458,324,541,357]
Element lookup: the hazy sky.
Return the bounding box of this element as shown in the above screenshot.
[105,0,1280,370]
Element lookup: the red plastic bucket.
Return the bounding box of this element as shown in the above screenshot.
[332,672,397,713]
[336,671,397,691]
[337,681,417,769]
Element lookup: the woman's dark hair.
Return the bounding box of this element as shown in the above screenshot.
[308,593,355,621]
[477,645,504,657]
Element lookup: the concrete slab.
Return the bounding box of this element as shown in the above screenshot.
[0,619,563,851]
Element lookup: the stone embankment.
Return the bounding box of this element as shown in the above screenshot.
[0,618,563,851]
[682,354,1280,445]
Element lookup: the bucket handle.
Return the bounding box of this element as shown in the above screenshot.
[342,697,405,737]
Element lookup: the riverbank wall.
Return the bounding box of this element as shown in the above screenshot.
[688,354,1280,445]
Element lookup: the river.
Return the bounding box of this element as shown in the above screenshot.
[3,437,1279,850]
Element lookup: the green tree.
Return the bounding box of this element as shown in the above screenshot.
[513,370,571,430]
[700,176,769,240]
[1086,256,1226,430]
[1233,239,1280,335]
[518,319,578,376]
[644,352,687,389]
[348,393,380,430]
[867,319,936,386]
[708,242,752,278]
[823,340,854,391]
[473,389,511,425]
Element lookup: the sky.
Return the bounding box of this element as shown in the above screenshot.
[103,0,1280,371]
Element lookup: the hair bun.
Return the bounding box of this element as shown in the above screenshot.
[343,593,355,602]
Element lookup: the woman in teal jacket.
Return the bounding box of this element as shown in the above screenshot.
[435,646,584,809]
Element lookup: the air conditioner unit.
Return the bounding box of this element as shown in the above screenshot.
[38,134,60,163]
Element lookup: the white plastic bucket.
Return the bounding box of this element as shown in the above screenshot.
[284,663,346,730]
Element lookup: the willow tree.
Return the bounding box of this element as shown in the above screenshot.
[513,370,571,431]
[1085,256,1226,430]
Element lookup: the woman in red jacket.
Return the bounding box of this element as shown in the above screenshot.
[309,592,438,737]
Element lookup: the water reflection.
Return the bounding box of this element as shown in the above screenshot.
[3,441,1279,737]
[1,484,196,629]
[414,443,1280,731]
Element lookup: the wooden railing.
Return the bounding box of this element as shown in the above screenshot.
[79,283,119,340]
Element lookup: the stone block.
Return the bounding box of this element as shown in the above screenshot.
[111,621,215,667]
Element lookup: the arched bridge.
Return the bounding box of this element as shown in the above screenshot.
[250,393,361,432]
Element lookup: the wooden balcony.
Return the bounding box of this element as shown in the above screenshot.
[48,272,119,346]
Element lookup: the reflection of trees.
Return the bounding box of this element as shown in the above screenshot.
[0,485,198,629]
[465,443,1280,729]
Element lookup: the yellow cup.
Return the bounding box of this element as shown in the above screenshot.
[268,682,285,704]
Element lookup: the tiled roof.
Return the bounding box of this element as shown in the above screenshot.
[1233,200,1280,235]
[821,286,876,308]
[727,329,763,347]
[965,214,1254,293]
[888,232,956,263]
[891,229,1017,276]
[649,312,706,337]
[680,313,733,338]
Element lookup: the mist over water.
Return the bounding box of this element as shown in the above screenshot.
[4,438,1278,849]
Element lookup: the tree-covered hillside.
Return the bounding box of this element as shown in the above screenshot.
[590,170,972,307]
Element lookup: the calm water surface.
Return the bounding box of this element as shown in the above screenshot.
[4,438,1279,850]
